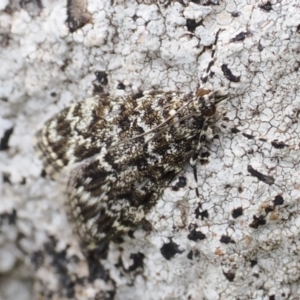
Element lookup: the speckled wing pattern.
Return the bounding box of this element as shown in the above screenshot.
[35,89,228,247]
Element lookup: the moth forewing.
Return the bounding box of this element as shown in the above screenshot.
[35,89,228,247]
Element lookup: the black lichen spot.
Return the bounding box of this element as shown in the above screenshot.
[95,71,108,85]
[0,33,11,48]
[220,235,235,244]
[259,2,272,12]
[232,207,243,219]
[0,209,17,226]
[221,64,241,82]
[297,24,300,33]
[31,251,44,269]
[93,71,108,95]
[50,92,57,97]
[194,204,209,220]
[172,176,187,191]
[41,169,47,177]
[249,215,266,229]
[223,271,235,282]
[186,19,196,32]
[2,172,11,184]
[191,0,221,5]
[20,177,26,185]
[126,252,144,272]
[60,59,69,72]
[9,209,17,224]
[0,127,14,151]
[259,137,268,142]
[257,41,264,51]
[117,82,125,90]
[242,133,255,139]
[269,295,275,300]
[273,195,284,206]
[200,210,209,220]
[231,127,240,134]
[188,229,206,241]
[187,250,193,260]
[186,19,202,33]
[160,240,183,260]
[231,11,240,17]
[247,165,275,185]
[230,31,248,42]
[250,259,257,267]
[238,186,243,193]
[271,140,289,149]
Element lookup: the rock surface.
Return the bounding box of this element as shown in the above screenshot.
[1,0,300,299]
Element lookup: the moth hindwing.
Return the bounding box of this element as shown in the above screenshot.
[35,89,228,247]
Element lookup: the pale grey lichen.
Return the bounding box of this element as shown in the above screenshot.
[1,1,300,300]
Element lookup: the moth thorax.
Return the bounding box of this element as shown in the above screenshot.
[194,88,216,117]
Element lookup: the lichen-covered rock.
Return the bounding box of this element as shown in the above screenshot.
[1,1,300,299]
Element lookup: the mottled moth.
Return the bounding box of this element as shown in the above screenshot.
[36,88,228,248]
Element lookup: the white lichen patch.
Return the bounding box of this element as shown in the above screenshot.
[1,0,300,300]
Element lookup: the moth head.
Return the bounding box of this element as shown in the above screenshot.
[196,88,228,117]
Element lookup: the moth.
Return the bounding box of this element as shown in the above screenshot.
[35,88,228,248]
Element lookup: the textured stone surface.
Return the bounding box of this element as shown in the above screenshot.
[1,0,300,299]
